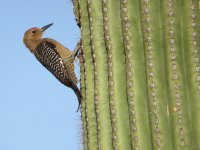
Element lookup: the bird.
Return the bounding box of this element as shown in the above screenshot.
[23,23,81,112]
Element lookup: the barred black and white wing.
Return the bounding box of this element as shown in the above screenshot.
[34,41,71,86]
[34,41,81,111]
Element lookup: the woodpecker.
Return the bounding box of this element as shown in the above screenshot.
[23,23,81,112]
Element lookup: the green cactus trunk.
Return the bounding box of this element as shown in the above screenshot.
[73,0,200,150]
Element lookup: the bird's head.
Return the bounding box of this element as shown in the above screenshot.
[23,23,53,53]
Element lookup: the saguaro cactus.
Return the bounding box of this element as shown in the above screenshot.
[73,0,200,150]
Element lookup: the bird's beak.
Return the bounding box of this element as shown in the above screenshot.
[41,23,53,32]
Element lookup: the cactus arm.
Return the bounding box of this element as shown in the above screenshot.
[74,1,200,150]
[102,1,132,149]
[79,0,98,149]
[161,0,195,149]
[80,49,88,150]
[120,0,152,149]
[87,1,113,149]
[139,0,173,149]
[180,0,200,148]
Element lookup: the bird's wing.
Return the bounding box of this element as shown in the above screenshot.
[42,39,78,85]
[34,41,77,86]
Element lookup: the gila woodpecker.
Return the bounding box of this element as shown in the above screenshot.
[23,23,81,112]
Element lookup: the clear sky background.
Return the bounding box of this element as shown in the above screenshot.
[0,1,81,150]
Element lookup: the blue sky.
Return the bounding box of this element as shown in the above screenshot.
[0,1,81,150]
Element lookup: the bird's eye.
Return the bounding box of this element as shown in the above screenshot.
[32,30,36,34]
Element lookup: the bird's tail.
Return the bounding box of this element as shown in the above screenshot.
[71,83,82,112]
